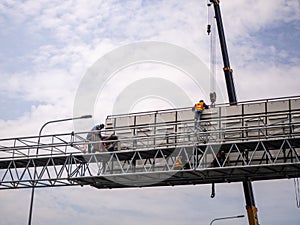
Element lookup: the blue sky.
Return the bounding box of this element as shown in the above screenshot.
[0,0,300,224]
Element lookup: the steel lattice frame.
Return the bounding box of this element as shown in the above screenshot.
[0,137,299,189]
[1,96,300,189]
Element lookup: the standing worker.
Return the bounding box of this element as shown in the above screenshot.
[86,124,105,153]
[193,100,208,129]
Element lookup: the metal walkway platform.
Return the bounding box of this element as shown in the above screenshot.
[0,96,300,189]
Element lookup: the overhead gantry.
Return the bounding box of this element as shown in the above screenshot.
[0,96,299,190]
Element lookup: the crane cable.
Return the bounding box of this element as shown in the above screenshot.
[294,178,300,208]
[207,1,217,107]
[207,1,217,199]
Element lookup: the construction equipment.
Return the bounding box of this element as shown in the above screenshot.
[209,1,259,224]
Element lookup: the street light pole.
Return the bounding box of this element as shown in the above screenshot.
[210,215,245,225]
[28,114,92,225]
[35,115,92,155]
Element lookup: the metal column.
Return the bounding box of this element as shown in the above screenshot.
[243,181,260,225]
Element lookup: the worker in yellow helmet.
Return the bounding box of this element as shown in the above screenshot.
[193,100,208,129]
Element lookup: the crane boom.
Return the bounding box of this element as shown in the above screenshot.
[210,0,237,105]
[210,1,259,224]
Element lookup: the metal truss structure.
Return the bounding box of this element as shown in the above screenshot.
[0,96,300,189]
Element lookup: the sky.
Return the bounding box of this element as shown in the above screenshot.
[0,0,300,224]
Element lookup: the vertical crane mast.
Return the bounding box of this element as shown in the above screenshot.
[210,0,237,105]
[209,1,259,224]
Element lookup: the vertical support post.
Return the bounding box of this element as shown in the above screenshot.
[243,181,260,225]
[28,115,92,225]
[210,0,237,105]
[28,186,35,225]
[154,112,157,148]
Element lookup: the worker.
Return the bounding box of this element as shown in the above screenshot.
[193,100,208,129]
[86,124,105,153]
[102,132,118,152]
[211,150,226,167]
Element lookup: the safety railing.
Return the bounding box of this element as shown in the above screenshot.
[103,111,300,152]
[0,132,85,159]
[1,96,300,160]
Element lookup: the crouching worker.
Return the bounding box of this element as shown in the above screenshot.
[102,133,118,152]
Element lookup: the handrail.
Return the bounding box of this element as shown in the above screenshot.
[106,95,300,119]
[1,96,300,159]
[0,119,299,159]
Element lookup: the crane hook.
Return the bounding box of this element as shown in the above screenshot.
[211,183,215,198]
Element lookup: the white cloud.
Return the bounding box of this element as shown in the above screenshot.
[235,60,300,100]
[223,0,300,39]
[2,181,299,225]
